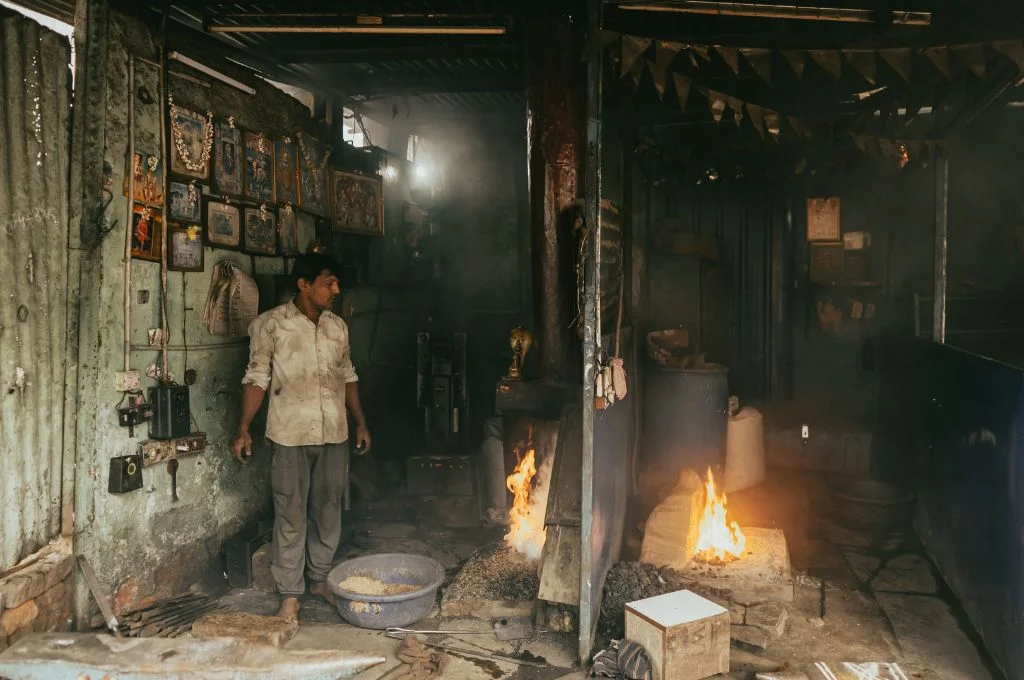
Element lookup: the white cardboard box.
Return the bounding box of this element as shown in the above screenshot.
[624,589,730,680]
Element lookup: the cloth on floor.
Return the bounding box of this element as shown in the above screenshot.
[590,640,652,680]
[393,634,446,680]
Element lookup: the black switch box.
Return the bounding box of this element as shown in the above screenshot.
[109,454,143,494]
[149,385,191,440]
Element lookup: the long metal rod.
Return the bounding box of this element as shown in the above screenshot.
[616,1,931,25]
[158,49,170,381]
[208,25,507,35]
[124,57,135,373]
[932,153,949,344]
[579,0,604,665]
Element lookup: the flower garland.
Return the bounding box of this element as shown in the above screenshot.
[168,95,214,173]
[298,132,332,185]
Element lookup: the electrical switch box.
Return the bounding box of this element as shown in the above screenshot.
[149,385,191,440]
[140,433,207,467]
[108,454,143,494]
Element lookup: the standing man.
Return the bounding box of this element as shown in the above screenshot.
[232,253,371,622]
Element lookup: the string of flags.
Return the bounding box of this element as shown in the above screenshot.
[611,33,1024,161]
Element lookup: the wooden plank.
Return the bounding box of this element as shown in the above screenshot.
[537,525,580,606]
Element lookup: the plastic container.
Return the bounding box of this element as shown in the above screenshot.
[327,553,444,629]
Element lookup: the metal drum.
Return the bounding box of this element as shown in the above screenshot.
[642,362,729,478]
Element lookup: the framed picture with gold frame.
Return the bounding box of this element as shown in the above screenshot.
[168,224,205,272]
[131,203,163,262]
[330,168,383,237]
[168,103,212,181]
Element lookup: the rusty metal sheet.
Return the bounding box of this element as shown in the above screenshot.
[0,15,71,570]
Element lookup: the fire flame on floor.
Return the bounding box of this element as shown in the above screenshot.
[693,468,746,563]
[505,446,549,560]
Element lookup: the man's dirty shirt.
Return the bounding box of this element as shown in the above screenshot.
[242,302,359,446]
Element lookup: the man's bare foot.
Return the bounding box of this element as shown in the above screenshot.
[310,581,337,607]
[277,596,300,622]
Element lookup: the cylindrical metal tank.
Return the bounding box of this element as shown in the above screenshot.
[642,363,729,478]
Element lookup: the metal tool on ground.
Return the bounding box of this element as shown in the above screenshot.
[77,555,121,637]
[385,627,494,636]
[384,630,547,668]
[116,592,224,638]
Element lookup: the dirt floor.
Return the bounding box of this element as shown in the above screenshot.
[214,468,1000,680]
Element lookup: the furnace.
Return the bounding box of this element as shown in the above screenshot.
[679,527,794,604]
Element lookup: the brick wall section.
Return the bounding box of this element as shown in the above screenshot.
[0,542,74,652]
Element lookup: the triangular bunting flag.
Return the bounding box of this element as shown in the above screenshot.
[648,41,683,99]
[747,104,766,139]
[672,72,691,113]
[764,109,781,138]
[690,44,711,61]
[725,96,745,126]
[707,89,727,123]
[621,35,652,78]
[924,47,953,80]
[852,134,870,153]
[951,43,986,78]
[741,48,773,83]
[788,116,813,138]
[629,57,645,88]
[879,48,912,82]
[781,50,806,78]
[809,50,843,79]
[992,40,1024,71]
[583,30,621,62]
[844,50,877,84]
[716,46,741,74]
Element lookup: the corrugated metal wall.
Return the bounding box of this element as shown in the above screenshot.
[0,15,71,570]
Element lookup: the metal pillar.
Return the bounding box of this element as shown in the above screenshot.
[933,153,948,344]
[526,18,584,385]
[579,0,603,663]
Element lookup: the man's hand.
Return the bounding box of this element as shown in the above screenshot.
[232,430,253,464]
[355,425,372,455]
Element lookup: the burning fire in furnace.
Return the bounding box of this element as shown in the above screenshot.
[505,445,551,560]
[693,468,746,563]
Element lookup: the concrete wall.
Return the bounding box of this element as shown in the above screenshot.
[71,11,325,620]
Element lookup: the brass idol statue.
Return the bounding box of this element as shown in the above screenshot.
[507,327,533,380]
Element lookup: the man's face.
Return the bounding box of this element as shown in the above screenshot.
[298,269,340,311]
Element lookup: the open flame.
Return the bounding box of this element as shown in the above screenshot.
[505,446,548,560]
[693,468,746,563]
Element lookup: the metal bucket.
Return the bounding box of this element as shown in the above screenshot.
[327,553,444,630]
[642,362,729,478]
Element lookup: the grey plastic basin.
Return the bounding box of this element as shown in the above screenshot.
[327,553,444,630]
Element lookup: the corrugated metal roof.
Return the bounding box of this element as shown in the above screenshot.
[0,14,71,569]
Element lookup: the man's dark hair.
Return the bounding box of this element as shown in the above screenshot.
[292,253,341,288]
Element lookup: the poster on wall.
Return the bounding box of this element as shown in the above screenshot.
[168,225,204,272]
[278,206,299,256]
[168,181,201,223]
[274,137,299,206]
[131,203,162,262]
[243,130,274,203]
[297,133,330,217]
[125,150,164,206]
[807,197,841,242]
[244,206,277,256]
[213,122,244,197]
[330,169,383,237]
[295,210,316,254]
[203,199,241,249]
[168,104,213,181]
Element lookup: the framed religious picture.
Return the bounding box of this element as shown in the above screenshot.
[203,198,241,249]
[168,102,213,181]
[330,168,383,237]
[244,206,277,256]
[131,203,162,262]
[243,130,274,203]
[807,197,841,242]
[278,205,299,256]
[168,224,205,272]
[297,133,331,217]
[213,121,244,197]
[124,150,164,206]
[274,137,299,206]
[168,180,201,223]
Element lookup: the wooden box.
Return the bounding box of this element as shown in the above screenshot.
[624,590,730,680]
